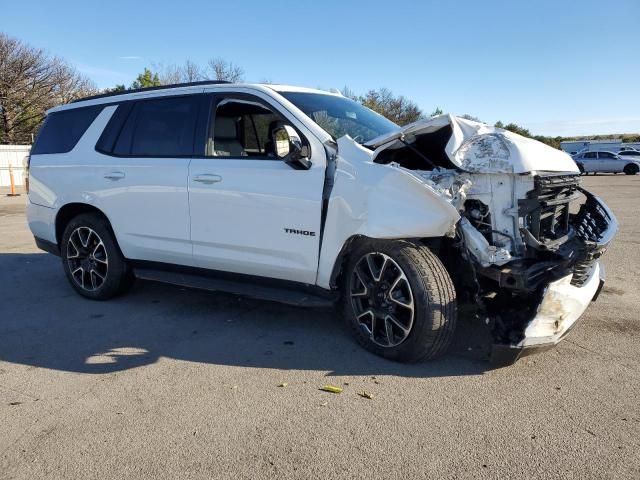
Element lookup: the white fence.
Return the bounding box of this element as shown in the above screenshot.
[0,145,30,188]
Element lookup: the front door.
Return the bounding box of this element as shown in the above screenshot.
[188,92,326,284]
[596,151,621,173]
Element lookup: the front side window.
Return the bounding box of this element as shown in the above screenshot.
[599,152,614,159]
[113,96,199,157]
[584,152,597,159]
[280,91,400,144]
[206,95,292,159]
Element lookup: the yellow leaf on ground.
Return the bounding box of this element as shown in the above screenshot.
[319,385,343,394]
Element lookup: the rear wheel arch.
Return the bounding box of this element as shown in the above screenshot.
[623,163,639,175]
[55,203,112,247]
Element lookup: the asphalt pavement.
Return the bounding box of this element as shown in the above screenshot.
[1,175,639,479]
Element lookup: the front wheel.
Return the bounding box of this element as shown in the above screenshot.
[61,213,133,300]
[341,239,457,362]
[623,163,639,175]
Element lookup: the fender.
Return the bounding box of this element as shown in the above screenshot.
[315,136,461,289]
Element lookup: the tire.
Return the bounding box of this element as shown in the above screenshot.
[623,163,639,175]
[341,239,457,362]
[60,213,133,300]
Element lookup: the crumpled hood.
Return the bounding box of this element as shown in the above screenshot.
[367,114,579,174]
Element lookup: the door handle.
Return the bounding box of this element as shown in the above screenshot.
[193,174,222,184]
[104,171,125,181]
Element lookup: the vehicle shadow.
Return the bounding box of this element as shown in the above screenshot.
[0,253,497,378]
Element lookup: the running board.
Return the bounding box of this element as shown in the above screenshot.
[133,267,337,308]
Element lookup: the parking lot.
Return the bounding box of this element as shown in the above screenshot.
[1,175,639,479]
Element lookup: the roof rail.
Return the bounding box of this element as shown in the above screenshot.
[71,80,232,103]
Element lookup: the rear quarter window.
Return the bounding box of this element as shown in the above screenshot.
[31,105,103,155]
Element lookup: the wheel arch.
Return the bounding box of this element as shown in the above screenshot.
[328,235,449,290]
[55,203,112,246]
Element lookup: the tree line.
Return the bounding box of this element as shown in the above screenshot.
[2,32,637,148]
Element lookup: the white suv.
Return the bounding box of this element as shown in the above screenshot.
[26,81,617,364]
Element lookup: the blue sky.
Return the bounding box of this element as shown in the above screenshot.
[3,0,638,136]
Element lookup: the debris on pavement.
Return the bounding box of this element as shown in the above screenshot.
[358,391,374,400]
[319,385,343,394]
[277,382,288,387]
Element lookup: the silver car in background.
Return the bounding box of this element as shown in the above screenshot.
[573,150,640,175]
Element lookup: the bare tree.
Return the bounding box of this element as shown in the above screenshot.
[0,33,96,144]
[340,86,359,101]
[180,59,204,83]
[152,62,182,85]
[207,58,244,82]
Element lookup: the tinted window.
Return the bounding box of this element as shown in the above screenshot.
[31,106,103,155]
[95,102,134,154]
[113,96,199,157]
[206,96,291,159]
[584,152,597,158]
[619,150,638,156]
[599,152,614,158]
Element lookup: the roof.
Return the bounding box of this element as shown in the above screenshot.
[70,80,231,103]
[265,84,342,96]
[50,82,338,114]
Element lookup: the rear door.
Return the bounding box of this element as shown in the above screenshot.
[581,152,598,172]
[94,93,201,266]
[188,91,326,284]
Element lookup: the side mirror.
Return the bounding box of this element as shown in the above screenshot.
[273,125,311,170]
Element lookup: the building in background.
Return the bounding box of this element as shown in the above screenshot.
[0,145,30,188]
[560,139,640,155]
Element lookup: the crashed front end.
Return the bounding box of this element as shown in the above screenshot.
[467,174,616,363]
[370,115,618,363]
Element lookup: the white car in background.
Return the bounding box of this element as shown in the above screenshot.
[617,149,640,161]
[573,150,640,175]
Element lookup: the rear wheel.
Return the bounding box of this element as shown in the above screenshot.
[341,239,457,362]
[61,213,133,300]
[623,163,639,175]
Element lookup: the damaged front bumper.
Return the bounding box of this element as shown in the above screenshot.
[492,262,604,365]
[491,192,617,365]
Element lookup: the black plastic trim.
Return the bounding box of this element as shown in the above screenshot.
[131,260,337,308]
[34,237,60,256]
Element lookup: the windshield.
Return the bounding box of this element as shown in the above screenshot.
[280,91,400,144]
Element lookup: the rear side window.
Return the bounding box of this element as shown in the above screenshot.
[112,96,199,157]
[31,106,103,155]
